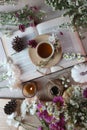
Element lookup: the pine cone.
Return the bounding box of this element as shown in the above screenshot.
[4,99,17,115]
[12,36,27,52]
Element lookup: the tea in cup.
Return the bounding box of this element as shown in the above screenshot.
[36,41,54,61]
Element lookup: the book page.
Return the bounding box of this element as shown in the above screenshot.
[82,31,87,54]
[37,16,86,72]
[0,37,7,63]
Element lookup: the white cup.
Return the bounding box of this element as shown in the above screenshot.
[36,41,54,61]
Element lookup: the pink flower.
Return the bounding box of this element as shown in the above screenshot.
[37,110,52,123]
[60,32,63,35]
[83,88,87,98]
[53,96,64,106]
[49,116,65,130]
[38,126,43,130]
[37,103,43,111]
[29,16,33,20]
[19,24,25,32]
[30,6,39,11]
[15,12,19,17]
[29,22,35,27]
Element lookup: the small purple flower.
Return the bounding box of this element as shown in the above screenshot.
[15,12,19,17]
[30,6,39,11]
[83,88,87,98]
[37,103,43,110]
[58,116,65,128]
[38,126,43,130]
[49,116,65,130]
[60,32,63,35]
[42,110,52,123]
[49,123,58,130]
[29,22,35,27]
[37,111,43,119]
[19,24,25,32]
[28,40,38,48]
[37,110,52,123]
[49,122,64,130]
[53,96,64,106]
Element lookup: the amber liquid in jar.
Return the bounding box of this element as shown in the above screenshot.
[23,82,37,97]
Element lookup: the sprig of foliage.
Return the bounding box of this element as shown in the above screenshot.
[45,0,87,29]
[65,86,87,129]
[0,5,45,33]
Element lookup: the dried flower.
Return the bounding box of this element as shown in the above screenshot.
[19,24,25,32]
[7,112,20,127]
[21,96,38,118]
[83,88,87,98]
[28,40,38,48]
[0,57,22,90]
[30,6,39,11]
[60,32,63,35]
[29,21,35,27]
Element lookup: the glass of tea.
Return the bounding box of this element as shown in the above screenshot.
[22,82,37,98]
[36,41,54,61]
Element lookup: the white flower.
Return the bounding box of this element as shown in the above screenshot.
[21,96,38,118]
[8,77,22,90]
[6,61,21,79]
[48,34,55,43]
[81,116,84,120]
[21,100,29,118]
[72,85,81,97]
[64,112,69,121]
[30,103,37,115]
[4,57,22,89]
[70,99,79,108]
[78,113,82,116]
[0,59,7,66]
[25,96,38,104]
[71,64,87,83]
[7,112,20,127]
[64,84,68,88]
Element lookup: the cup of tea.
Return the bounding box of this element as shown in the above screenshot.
[22,82,37,98]
[36,41,54,61]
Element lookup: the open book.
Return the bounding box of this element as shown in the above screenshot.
[1,16,86,82]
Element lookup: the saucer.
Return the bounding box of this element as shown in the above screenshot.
[28,34,62,68]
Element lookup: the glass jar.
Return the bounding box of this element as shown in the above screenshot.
[22,82,37,98]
